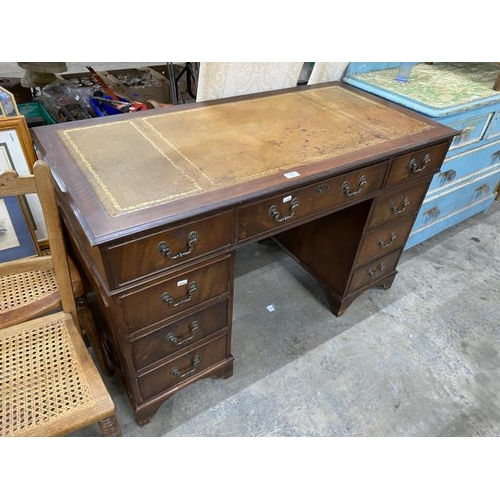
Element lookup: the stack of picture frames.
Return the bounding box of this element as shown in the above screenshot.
[0,109,44,263]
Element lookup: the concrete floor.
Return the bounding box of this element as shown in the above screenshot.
[74,200,500,437]
[2,62,499,438]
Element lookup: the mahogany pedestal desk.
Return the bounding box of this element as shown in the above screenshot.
[32,83,456,425]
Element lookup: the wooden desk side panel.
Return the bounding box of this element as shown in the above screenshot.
[274,200,372,297]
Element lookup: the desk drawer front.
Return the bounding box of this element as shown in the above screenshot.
[386,142,449,187]
[121,257,231,333]
[138,334,228,400]
[349,249,401,293]
[356,217,415,267]
[106,211,233,288]
[238,161,387,241]
[368,180,430,229]
[131,299,229,370]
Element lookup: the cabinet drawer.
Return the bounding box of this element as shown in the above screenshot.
[121,256,231,333]
[238,161,387,241]
[138,333,228,400]
[349,249,401,293]
[356,217,415,267]
[412,166,500,232]
[368,180,430,229]
[105,211,233,288]
[406,178,500,249]
[131,299,229,370]
[448,113,491,151]
[429,139,500,192]
[485,111,500,140]
[386,142,449,187]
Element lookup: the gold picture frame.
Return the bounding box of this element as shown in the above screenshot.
[0,116,44,252]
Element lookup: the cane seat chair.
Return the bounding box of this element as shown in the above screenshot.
[0,161,121,437]
[0,195,111,377]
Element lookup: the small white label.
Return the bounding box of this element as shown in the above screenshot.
[283,195,292,203]
[177,279,188,287]
[266,304,276,312]
[284,171,300,179]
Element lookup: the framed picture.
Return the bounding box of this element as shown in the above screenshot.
[0,85,21,117]
[0,116,47,241]
[0,195,38,262]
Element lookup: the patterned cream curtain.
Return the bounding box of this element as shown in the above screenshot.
[196,62,304,102]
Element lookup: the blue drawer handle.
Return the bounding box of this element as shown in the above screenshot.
[475,184,490,197]
[439,169,456,183]
[424,206,441,220]
[459,126,474,142]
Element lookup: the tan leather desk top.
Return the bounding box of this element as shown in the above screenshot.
[32,83,453,245]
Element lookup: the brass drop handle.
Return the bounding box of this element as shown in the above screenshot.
[171,355,201,379]
[368,262,386,279]
[410,154,431,173]
[269,197,299,223]
[378,232,397,248]
[315,184,330,195]
[390,197,410,215]
[158,231,199,260]
[161,281,197,307]
[342,175,367,197]
[166,321,200,346]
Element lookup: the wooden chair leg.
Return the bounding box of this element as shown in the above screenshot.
[98,415,122,437]
[75,295,113,376]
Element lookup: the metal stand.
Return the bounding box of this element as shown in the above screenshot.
[166,62,198,104]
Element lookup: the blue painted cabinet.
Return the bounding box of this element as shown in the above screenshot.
[344,62,500,249]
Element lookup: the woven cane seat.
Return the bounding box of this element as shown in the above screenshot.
[0,252,84,328]
[0,311,116,437]
[0,250,111,376]
[0,161,121,437]
[0,266,58,313]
